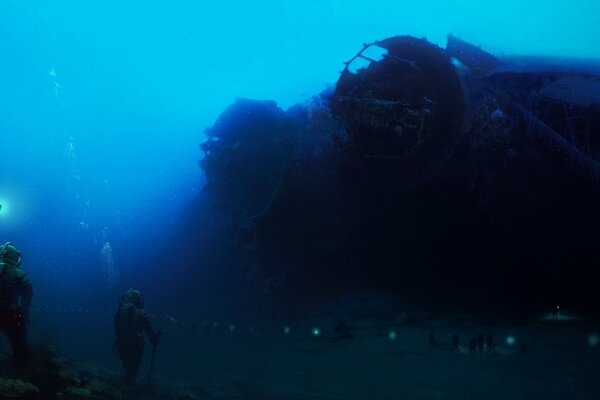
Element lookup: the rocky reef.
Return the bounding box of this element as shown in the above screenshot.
[0,345,242,399]
[0,346,109,400]
[199,35,600,315]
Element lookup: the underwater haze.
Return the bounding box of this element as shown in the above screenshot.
[2,0,599,298]
[1,1,600,399]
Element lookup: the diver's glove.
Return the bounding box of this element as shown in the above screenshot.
[13,307,29,328]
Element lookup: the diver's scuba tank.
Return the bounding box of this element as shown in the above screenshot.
[0,243,7,299]
[0,260,6,299]
[0,242,23,299]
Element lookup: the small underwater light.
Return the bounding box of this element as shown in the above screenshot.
[229,324,235,332]
[283,326,291,335]
[506,336,516,346]
[312,327,321,337]
[588,334,599,347]
[388,331,397,340]
[0,200,9,218]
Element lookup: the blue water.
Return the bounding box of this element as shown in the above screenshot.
[1,0,599,380]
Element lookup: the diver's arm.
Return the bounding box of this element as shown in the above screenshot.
[18,271,33,310]
[141,312,160,345]
[16,271,33,324]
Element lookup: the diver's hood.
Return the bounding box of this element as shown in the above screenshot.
[122,288,144,307]
[0,242,22,266]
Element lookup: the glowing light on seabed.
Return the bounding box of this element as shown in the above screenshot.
[588,334,599,347]
[283,326,291,335]
[506,336,516,346]
[312,328,321,337]
[388,331,397,340]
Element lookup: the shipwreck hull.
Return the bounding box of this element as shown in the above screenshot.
[197,35,600,313]
[330,36,467,184]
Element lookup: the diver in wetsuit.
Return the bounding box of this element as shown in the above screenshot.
[114,288,160,386]
[0,242,33,376]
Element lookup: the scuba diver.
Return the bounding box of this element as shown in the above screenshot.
[0,242,33,376]
[113,288,160,386]
[452,334,460,351]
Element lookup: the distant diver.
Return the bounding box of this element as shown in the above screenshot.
[486,334,496,355]
[113,288,161,386]
[49,68,61,97]
[552,305,560,319]
[452,334,460,351]
[0,242,33,376]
